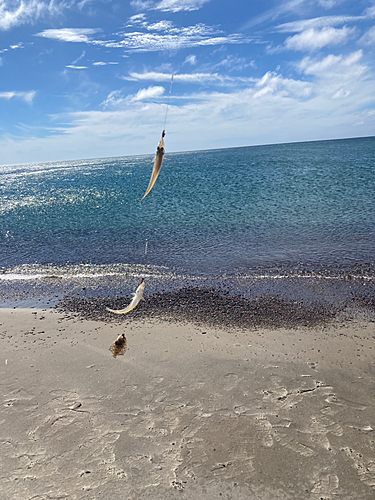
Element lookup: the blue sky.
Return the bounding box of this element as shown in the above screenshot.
[1,0,375,164]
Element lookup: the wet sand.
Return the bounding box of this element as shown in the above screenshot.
[1,306,375,499]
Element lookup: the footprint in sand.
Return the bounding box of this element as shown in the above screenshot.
[325,395,367,411]
[310,471,339,499]
[343,447,375,489]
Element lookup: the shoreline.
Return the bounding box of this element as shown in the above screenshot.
[1,302,375,499]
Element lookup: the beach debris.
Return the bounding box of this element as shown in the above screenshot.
[142,132,165,199]
[110,333,127,358]
[106,278,145,315]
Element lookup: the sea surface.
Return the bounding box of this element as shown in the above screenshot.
[1,136,374,309]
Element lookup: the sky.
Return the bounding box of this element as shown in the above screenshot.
[0,0,375,164]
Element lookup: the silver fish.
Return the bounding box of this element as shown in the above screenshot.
[106,279,145,315]
[142,136,165,199]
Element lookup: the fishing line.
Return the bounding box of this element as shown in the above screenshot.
[163,74,174,133]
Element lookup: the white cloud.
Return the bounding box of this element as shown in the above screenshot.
[184,54,197,65]
[253,71,312,99]
[0,0,107,31]
[127,71,260,87]
[128,71,237,84]
[127,13,147,25]
[317,0,346,8]
[365,6,375,19]
[284,26,355,51]
[36,28,101,43]
[103,30,250,52]
[92,61,118,66]
[146,20,174,31]
[359,25,375,45]
[298,53,341,74]
[101,86,165,109]
[0,0,48,30]
[214,55,256,71]
[154,0,211,12]
[10,42,25,49]
[71,50,86,65]
[65,65,88,70]
[36,22,251,53]
[0,0,82,31]
[298,50,363,75]
[132,85,165,101]
[296,50,368,102]
[332,88,351,98]
[101,90,126,109]
[130,0,211,12]
[276,15,364,33]
[1,56,375,165]
[130,0,153,10]
[0,90,36,103]
[242,0,307,30]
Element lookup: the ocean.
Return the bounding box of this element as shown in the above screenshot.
[1,136,374,312]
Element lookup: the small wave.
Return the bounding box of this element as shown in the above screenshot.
[0,263,177,282]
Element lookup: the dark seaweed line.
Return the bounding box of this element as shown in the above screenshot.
[57,287,343,330]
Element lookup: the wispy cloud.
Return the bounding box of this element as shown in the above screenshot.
[184,54,197,65]
[106,23,251,52]
[242,0,308,30]
[275,15,365,33]
[0,0,49,30]
[2,50,374,164]
[101,85,165,109]
[155,0,211,12]
[284,26,356,51]
[92,61,118,66]
[36,28,101,43]
[132,85,165,101]
[359,25,375,45]
[297,49,364,75]
[101,90,126,109]
[65,64,88,70]
[127,71,252,84]
[242,0,356,31]
[253,71,312,99]
[130,0,211,13]
[37,21,252,53]
[214,55,256,71]
[0,0,82,31]
[0,90,36,103]
[316,0,347,8]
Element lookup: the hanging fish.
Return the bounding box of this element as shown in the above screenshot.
[141,130,165,200]
[106,278,145,315]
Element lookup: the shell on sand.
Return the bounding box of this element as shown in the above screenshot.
[110,334,127,358]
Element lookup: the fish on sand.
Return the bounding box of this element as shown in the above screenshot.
[142,133,165,200]
[106,278,145,315]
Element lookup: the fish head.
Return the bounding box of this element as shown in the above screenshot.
[137,279,145,294]
[156,139,165,156]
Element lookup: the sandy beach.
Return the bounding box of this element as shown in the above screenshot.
[1,304,375,500]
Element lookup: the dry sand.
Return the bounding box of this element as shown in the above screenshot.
[1,307,375,499]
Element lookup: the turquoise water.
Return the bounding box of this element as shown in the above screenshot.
[0,137,374,279]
